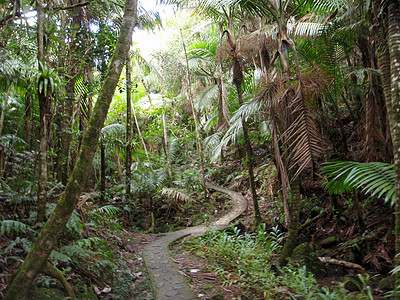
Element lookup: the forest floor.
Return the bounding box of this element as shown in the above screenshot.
[0,151,396,299]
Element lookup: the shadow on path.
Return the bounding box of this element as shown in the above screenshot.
[142,181,248,299]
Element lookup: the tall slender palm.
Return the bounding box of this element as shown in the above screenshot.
[229,0,327,264]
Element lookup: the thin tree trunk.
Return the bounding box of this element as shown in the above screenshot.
[387,0,400,289]
[0,82,13,136]
[379,48,394,139]
[271,116,290,227]
[180,29,207,195]
[236,82,262,224]
[159,69,173,180]
[100,141,106,203]
[217,25,229,129]
[134,58,153,107]
[225,29,261,224]
[5,1,138,298]
[37,0,53,223]
[131,101,153,170]
[24,93,32,148]
[57,5,81,184]
[126,56,132,201]
[58,77,76,185]
[279,178,301,266]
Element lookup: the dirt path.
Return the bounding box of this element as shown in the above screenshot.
[142,181,247,299]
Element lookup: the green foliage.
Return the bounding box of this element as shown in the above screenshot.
[4,237,32,254]
[321,161,395,206]
[185,224,344,298]
[0,219,31,235]
[32,62,63,97]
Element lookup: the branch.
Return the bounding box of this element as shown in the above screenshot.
[42,262,75,298]
[298,211,325,231]
[0,12,22,27]
[51,1,91,11]
[318,257,365,271]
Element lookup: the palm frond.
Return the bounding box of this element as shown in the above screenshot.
[100,124,126,142]
[321,161,395,206]
[204,131,222,157]
[137,6,163,30]
[293,22,328,37]
[168,135,180,162]
[281,88,323,179]
[209,116,243,162]
[195,83,218,112]
[160,187,193,207]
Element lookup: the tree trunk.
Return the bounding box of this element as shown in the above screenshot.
[379,47,395,143]
[37,0,53,223]
[387,0,400,289]
[126,56,132,201]
[24,93,32,148]
[217,25,229,130]
[180,29,207,196]
[132,103,153,170]
[236,82,262,225]
[279,178,301,266]
[159,69,173,180]
[58,77,76,185]
[0,82,13,136]
[5,1,138,298]
[100,141,106,203]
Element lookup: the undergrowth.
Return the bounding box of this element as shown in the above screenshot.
[184,224,351,299]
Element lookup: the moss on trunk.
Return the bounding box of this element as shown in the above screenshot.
[279,179,301,266]
[5,1,138,298]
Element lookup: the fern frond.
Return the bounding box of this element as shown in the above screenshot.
[321,161,395,206]
[93,205,120,218]
[1,220,31,235]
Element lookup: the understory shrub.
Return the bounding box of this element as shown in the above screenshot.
[185,225,350,299]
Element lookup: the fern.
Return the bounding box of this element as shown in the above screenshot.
[49,250,72,264]
[47,203,82,234]
[321,161,395,206]
[60,244,90,260]
[4,237,32,253]
[76,237,106,248]
[92,205,120,218]
[1,220,31,235]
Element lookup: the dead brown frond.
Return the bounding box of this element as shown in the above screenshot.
[279,74,325,180]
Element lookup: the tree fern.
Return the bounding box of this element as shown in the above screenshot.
[321,161,395,206]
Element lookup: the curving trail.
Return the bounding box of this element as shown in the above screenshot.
[142,181,247,300]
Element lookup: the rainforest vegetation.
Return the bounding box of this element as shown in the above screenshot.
[1,0,400,299]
